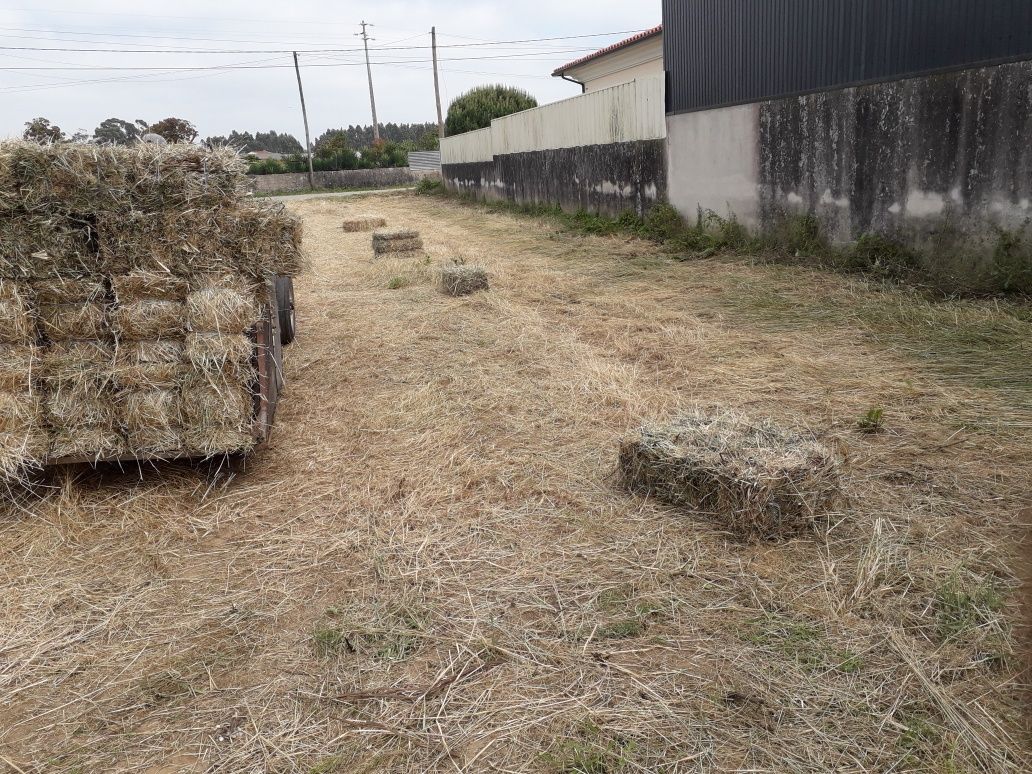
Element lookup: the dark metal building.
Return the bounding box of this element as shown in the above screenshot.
[663,0,1032,114]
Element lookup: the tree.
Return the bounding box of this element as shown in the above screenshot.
[93,118,149,145]
[416,130,440,151]
[23,117,64,143]
[148,117,198,144]
[313,129,352,159]
[445,85,537,136]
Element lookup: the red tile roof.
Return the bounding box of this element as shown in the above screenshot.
[552,25,663,77]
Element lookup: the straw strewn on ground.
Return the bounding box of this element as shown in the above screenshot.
[0,193,1028,772]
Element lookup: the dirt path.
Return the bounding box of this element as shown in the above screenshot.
[1,193,1029,772]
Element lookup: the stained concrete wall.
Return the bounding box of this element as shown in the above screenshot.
[248,167,430,194]
[667,60,1032,288]
[442,139,666,218]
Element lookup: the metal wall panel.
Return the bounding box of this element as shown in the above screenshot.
[663,0,1032,113]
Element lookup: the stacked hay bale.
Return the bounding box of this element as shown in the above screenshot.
[619,408,843,540]
[438,264,489,296]
[0,141,305,477]
[342,215,387,233]
[372,229,424,258]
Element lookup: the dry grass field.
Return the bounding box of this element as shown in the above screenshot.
[1,192,1030,773]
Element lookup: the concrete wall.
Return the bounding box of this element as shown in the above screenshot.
[443,140,666,217]
[667,60,1032,288]
[248,167,427,194]
[441,76,666,217]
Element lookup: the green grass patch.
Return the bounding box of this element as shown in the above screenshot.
[386,275,410,290]
[542,720,638,774]
[745,615,864,674]
[934,572,1004,642]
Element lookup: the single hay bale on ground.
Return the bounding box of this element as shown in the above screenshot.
[186,281,259,333]
[342,215,387,232]
[619,409,843,540]
[374,237,424,256]
[373,228,419,242]
[185,333,254,370]
[38,302,107,341]
[438,264,489,296]
[0,280,37,344]
[110,301,186,341]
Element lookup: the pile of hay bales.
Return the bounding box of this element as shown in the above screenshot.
[438,264,489,296]
[619,409,843,540]
[0,141,305,479]
[373,229,423,258]
[342,215,387,233]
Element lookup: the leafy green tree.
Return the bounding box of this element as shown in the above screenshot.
[148,117,198,144]
[313,129,351,159]
[445,85,537,136]
[93,118,149,145]
[23,117,64,143]
[416,130,440,151]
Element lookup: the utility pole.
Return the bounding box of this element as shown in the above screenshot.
[357,21,380,141]
[292,51,315,191]
[432,26,444,138]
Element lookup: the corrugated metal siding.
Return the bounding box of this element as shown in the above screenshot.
[407,151,441,171]
[440,76,665,164]
[664,0,1032,114]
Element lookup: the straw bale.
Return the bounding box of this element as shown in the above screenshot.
[41,341,115,381]
[111,271,189,302]
[0,392,42,434]
[342,215,387,232]
[124,425,184,457]
[110,300,186,340]
[373,229,419,242]
[0,214,96,278]
[186,282,260,333]
[0,429,46,480]
[374,238,424,256]
[49,426,125,460]
[181,371,255,455]
[38,302,107,341]
[45,383,117,427]
[618,409,843,540]
[0,280,38,344]
[438,264,489,296]
[0,345,40,391]
[28,277,106,305]
[231,203,307,277]
[120,388,182,437]
[112,340,185,390]
[185,333,253,369]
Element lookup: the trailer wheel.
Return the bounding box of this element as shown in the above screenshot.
[275,276,296,346]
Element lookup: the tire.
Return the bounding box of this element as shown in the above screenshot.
[274,276,296,346]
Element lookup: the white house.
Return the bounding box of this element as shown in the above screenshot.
[552,26,663,93]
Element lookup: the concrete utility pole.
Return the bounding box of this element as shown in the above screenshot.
[292,51,316,191]
[432,27,444,138]
[357,21,380,141]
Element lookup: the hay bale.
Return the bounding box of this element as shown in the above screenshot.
[111,271,189,302]
[0,429,47,480]
[45,383,117,427]
[0,345,40,391]
[373,229,419,242]
[342,215,387,232]
[120,389,183,455]
[618,409,843,540]
[374,238,424,256]
[0,280,37,344]
[0,214,95,278]
[50,426,125,460]
[181,371,254,455]
[29,277,106,305]
[0,392,41,433]
[438,265,489,296]
[41,341,114,381]
[38,302,107,341]
[112,340,185,390]
[185,333,253,370]
[186,281,259,334]
[111,301,186,340]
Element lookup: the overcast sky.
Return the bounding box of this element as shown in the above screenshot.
[1,1,661,141]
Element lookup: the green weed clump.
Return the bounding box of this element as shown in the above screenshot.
[414,177,444,196]
[934,572,1004,642]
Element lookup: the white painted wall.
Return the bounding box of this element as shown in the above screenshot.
[441,75,666,165]
[563,36,664,93]
[665,105,762,227]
